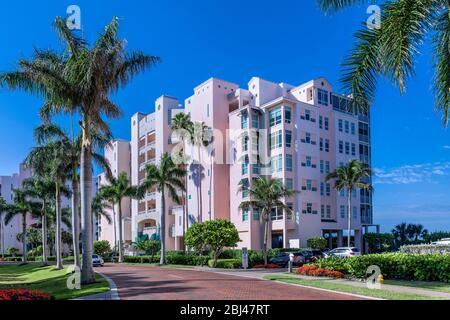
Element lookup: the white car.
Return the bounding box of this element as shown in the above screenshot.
[431,238,450,245]
[325,247,361,258]
[92,254,104,267]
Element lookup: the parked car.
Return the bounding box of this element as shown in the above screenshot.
[269,252,305,267]
[92,254,105,267]
[303,249,326,263]
[325,247,361,258]
[431,238,450,245]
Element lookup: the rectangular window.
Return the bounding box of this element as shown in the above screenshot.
[286,203,294,220]
[253,208,260,220]
[271,207,283,220]
[305,132,311,144]
[345,142,350,155]
[326,183,331,196]
[324,117,329,130]
[338,119,343,132]
[270,130,282,150]
[253,162,260,175]
[306,156,312,167]
[269,107,282,127]
[340,205,346,218]
[339,141,344,153]
[271,154,283,173]
[320,160,324,173]
[353,206,357,219]
[242,159,249,175]
[285,107,292,124]
[320,182,324,196]
[285,130,292,148]
[286,155,293,172]
[319,115,323,129]
[241,111,248,129]
[242,180,249,198]
[351,143,356,156]
[286,178,293,190]
[320,138,324,151]
[321,205,325,218]
[318,88,329,105]
[351,122,356,135]
[305,109,311,121]
[306,179,312,190]
[345,121,349,133]
[242,135,248,152]
[242,209,249,221]
[326,205,331,218]
[325,139,330,152]
[325,161,330,174]
[252,114,259,128]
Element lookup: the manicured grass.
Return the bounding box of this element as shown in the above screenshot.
[264,275,445,300]
[384,279,450,294]
[0,263,110,300]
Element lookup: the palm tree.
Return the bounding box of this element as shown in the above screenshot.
[33,123,111,269]
[191,121,211,223]
[0,16,160,283]
[140,153,186,264]
[239,178,295,265]
[22,177,55,265]
[326,159,372,247]
[171,113,194,243]
[392,222,410,247]
[0,198,7,259]
[406,223,429,243]
[317,0,450,126]
[4,189,40,263]
[96,171,142,263]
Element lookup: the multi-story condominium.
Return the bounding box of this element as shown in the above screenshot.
[98,76,374,252]
[0,164,31,254]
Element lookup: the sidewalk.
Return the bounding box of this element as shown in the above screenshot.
[195,267,450,299]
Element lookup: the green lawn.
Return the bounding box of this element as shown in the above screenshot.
[0,263,110,300]
[264,275,445,300]
[384,280,450,294]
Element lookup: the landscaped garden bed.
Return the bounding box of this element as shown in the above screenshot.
[0,289,54,300]
[295,265,345,278]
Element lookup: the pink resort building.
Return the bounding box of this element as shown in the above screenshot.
[98,76,376,253]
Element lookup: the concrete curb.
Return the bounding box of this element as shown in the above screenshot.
[99,272,120,300]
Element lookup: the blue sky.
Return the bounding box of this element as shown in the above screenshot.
[1,0,449,232]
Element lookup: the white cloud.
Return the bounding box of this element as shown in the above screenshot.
[444,145,450,150]
[374,162,450,185]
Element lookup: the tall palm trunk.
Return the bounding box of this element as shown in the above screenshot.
[197,147,203,222]
[117,200,124,263]
[41,202,48,265]
[80,123,95,284]
[71,179,81,269]
[347,189,352,248]
[184,174,189,252]
[112,203,117,255]
[160,188,166,265]
[263,208,270,265]
[22,213,27,264]
[55,185,63,269]
[0,214,4,259]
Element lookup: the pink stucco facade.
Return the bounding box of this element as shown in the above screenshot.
[97,76,373,252]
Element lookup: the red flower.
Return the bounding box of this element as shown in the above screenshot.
[0,289,54,300]
[295,265,345,278]
[253,264,280,269]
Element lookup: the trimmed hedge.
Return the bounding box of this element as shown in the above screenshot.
[208,259,242,269]
[313,253,450,282]
[124,251,210,266]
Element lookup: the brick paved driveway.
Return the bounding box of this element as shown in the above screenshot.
[98,264,367,300]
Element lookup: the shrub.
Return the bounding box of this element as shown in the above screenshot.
[364,233,395,253]
[307,237,327,250]
[313,257,352,274]
[0,289,54,300]
[208,259,242,269]
[124,252,210,266]
[296,265,345,278]
[252,264,280,269]
[7,247,18,256]
[94,240,112,257]
[313,253,450,282]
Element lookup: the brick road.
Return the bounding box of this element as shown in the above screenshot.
[98,264,367,300]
